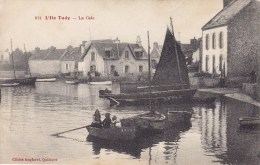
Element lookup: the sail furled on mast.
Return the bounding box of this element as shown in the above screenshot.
[151,27,190,88]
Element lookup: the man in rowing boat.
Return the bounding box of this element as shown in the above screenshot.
[91,109,102,128]
[102,113,112,128]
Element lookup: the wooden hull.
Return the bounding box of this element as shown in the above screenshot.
[15,77,37,85]
[0,83,19,87]
[86,126,137,141]
[65,80,79,84]
[105,88,196,106]
[238,117,260,126]
[89,81,112,85]
[36,78,56,82]
[167,111,192,123]
[0,77,36,86]
[120,111,166,133]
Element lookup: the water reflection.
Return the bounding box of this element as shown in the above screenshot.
[87,122,191,159]
[0,82,259,164]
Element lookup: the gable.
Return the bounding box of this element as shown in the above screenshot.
[202,0,252,30]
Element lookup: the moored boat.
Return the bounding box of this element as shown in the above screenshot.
[89,81,112,85]
[103,19,196,106]
[15,77,37,85]
[0,82,19,87]
[36,78,57,82]
[86,126,137,141]
[120,111,166,133]
[238,117,260,127]
[65,79,79,85]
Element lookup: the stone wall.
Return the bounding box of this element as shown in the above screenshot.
[29,60,61,76]
[227,1,259,77]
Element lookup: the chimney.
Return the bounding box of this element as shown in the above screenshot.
[114,37,120,44]
[80,41,87,54]
[136,35,142,46]
[190,37,197,50]
[223,0,233,8]
[35,47,40,51]
[153,42,159,50]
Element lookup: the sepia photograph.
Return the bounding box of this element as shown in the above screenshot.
[0,0,259,164]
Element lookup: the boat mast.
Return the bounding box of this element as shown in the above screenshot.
[10,38,16,79]
[170,17,183,89]
[147,31,152,111]
[24,43,32,78]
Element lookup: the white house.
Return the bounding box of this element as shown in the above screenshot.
[201,0,259,77]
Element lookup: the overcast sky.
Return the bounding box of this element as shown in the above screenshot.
[0,0,223,51]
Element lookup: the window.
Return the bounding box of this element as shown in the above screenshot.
[125,51,129,59]
[65,64,69,70]
[219,55,223,71]
[91,52,95,61]
[212,33,216,49]
[212,55,216,73]
[110,65,115,74]
[139,65,143,73]
[125,65,129,73]
[219,32,223,48]
[135,51,143,58]
[206,34,209,50]
[90,65,96,72]
[206,55,209,72]
[105,50,111,58]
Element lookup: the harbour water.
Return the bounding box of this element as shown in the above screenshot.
[0,82,259,165]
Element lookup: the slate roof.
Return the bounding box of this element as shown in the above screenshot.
[202,0,253,30]
[62,47,82,61]
[30,47,66,60]
[81,40,148,60]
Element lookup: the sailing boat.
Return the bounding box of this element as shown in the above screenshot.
[104,19,196,106]
[120,31,166,134]
[8,40,36,85]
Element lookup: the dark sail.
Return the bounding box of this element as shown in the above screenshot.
[151,27,190,89]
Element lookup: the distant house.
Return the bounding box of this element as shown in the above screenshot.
[151,37,202,70]
[78,37,148,77]
[150,42,163,68]
[61,46,83,75]
[0,49,10,64]
[201,0,259,77]
[29,46,66,76]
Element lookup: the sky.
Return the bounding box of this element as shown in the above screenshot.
[0,0,223,52]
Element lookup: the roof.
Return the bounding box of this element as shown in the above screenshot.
[202,0,253,30]
[30,47,66,60]
[81,40,148,60]
[61,47,82,61]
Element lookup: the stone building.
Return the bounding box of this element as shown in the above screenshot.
[78,37,148,77]
[29,46,66,76]
[201,0,259,77]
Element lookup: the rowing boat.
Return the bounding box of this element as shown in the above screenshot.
[120,111,166,133]
[89,81,112,85]
[86,126,137,141]
[0,83,19,87]
[36,78,57,82]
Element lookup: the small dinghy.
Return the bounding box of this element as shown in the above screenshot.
[238,117,260,127]
[36,78,56,82]
[89,81,112,85]
[0,83,19,87]
[120,111,166,133]
[65,79,79,85]
[86,126,137,141]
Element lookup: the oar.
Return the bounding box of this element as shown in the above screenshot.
[51,125,89,136]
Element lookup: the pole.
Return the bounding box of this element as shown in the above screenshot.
[24,43,32,77]
[147,31,152,111]
[10,38,16,79]
[170,17,183,89]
